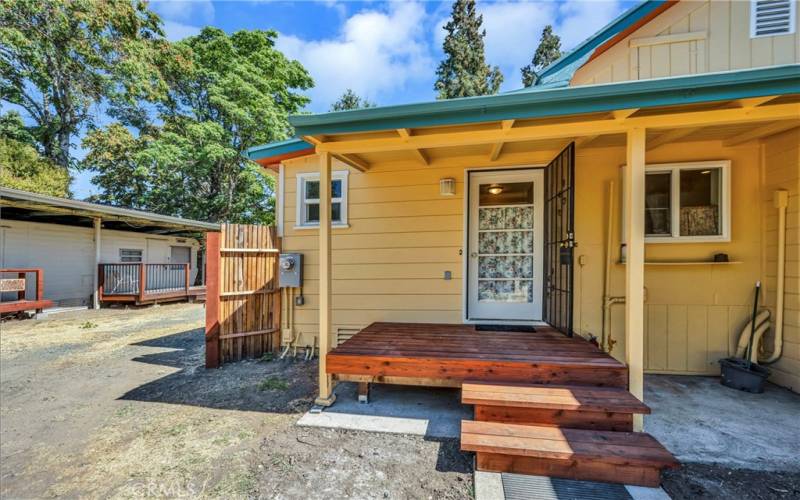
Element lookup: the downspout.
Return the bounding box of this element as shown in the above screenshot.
[762,189,788,363]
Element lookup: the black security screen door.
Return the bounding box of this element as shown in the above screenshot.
[543,143,576,336]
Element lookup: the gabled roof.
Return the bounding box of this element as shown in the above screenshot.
[534,0,675,87]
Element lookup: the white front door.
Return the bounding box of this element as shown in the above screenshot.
[467,169,544,321]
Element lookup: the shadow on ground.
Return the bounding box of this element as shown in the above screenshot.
[120,328,317,413]
[122,329,473,474]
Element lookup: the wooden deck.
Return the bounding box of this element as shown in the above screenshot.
[327,322,628,388]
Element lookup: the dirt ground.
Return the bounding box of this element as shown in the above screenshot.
[0,304,472,499]
[663,464,800,499]
[2,304,798,499]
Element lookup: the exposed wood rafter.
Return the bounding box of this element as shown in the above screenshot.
[646,127,700,150]
[333,153,370,172]
[314,104,800,155]
[396,128,429,165]
[573,135,599,148]
[488,120,515,160]
[303,135,326,146]
[612,108,640,122]
[735,96,779,109]
[723,121,800,147]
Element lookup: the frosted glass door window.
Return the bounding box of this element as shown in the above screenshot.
[477,182,534,304]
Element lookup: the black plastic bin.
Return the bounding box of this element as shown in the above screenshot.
[719,357,770,394]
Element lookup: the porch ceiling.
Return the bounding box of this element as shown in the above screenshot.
[308,95,799,170]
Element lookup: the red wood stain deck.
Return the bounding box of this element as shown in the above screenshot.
[326,322,628,388]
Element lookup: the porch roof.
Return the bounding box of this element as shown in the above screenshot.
[289,65,799,137]
[248,65,799,169]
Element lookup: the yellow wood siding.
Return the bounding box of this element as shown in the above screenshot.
[572,0,799,86]
[279,140,776,379]
[572,141,763,375]
[762,128,800,391]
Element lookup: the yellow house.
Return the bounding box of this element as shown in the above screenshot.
[247,0,799,486]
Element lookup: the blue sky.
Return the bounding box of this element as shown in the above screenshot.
[66,1,636,198]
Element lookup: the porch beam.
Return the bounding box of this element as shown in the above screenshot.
[315,103,800,155]
[646,127,700,150]
[397,128,429,165]
[333,153,370,172]
[624,128,646,432]
[315,151,336,407]
[722,121,800,147]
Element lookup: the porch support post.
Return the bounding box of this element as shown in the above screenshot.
[315,151,336,407]
[92,217,102,309]
[624,128,646,432]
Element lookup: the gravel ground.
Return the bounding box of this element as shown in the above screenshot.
[0,304,472,499]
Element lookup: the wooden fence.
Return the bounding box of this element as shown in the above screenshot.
[205,224,281,368]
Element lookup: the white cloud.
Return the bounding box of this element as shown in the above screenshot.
[556,0,623,50]
[149,0,212,41]
[161,20,203,41]
[478,0,557,87]
[276,2,434,111]
[434,0,626,89]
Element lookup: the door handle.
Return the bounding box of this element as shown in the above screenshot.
[470,252,478,258]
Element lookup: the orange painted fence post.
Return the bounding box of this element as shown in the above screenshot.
[205,231,221,368]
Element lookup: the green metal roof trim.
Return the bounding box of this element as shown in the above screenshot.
[246,137,312,161]
[535,0,670,86]
[289,65,800,136]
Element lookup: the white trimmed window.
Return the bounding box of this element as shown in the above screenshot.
[623,161,731,243]
[120,248,143,262]
[295,171,349,228]
[751,0,796,38]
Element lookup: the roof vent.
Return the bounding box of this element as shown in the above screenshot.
[751,0,796,38]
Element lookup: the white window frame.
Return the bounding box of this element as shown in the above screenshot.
[750,0,796,38]
[622,160,731,244]
[294,170,349,229]
[119,248,143,262]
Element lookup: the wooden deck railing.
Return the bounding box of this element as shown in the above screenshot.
[98,263,196,304]
[0,268,53,314]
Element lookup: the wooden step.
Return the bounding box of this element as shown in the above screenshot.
[461,420,678,487]
[462,381,650,431]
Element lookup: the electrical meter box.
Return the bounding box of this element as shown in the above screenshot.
[279,253,303,288]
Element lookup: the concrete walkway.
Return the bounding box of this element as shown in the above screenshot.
[645,374,800,471]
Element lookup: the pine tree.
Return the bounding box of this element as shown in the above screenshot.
[521,25,562,87]
[434,0,503,99]
[330,89,374,112]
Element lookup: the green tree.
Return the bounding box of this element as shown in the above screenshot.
[521,25,562,87]
[330,89,374,112]
[0,110,36,146]
[434,0,503,99]
[0,137,71,197]
[0,0,170,171]
[82,27,313,224]
[0,110,69,196]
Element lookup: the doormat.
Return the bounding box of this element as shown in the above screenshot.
[475,324,536,333]
[502,473,632,500]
